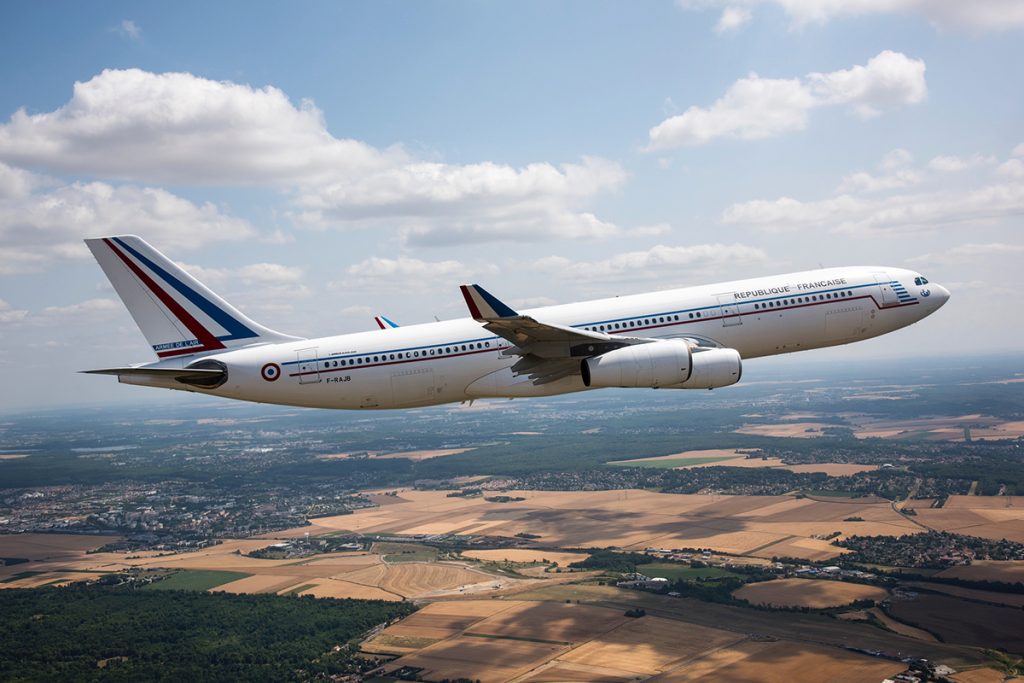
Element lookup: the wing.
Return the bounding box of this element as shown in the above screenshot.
[460,284,641,385]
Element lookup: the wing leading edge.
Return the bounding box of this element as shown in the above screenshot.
[459,284,639,385]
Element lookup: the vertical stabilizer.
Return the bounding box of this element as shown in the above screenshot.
[85,235,301,359]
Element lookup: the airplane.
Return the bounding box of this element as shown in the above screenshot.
[83,235,949,410]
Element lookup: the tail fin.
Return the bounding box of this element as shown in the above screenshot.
[85,235,301,359]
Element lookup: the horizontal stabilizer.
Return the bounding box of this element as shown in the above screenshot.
[81,366,226,388]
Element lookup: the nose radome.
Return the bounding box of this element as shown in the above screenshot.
[931,284,950,306]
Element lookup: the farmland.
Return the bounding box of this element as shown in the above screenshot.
[308,488,921,559]
[732,578,888,608]
[365,589,959,682]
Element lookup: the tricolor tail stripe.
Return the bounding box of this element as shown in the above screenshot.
[110,237,257,342]
[103,238,225,357]
[460,284,518,321]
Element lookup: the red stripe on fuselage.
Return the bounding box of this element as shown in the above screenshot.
[104,238,225,355]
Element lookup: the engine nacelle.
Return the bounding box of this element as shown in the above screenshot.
[681,347,742,389]
[581,342,741,390]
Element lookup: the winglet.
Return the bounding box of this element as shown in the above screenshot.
[460,284,518,321]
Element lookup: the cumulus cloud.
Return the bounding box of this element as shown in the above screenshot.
[0,298,28,324]
[715,6,753,32]
[928,154,997,172]
[836,148,922,193]
[0,162,254,274]
[116,20,141,41]
[342,256,497,286]
[722,146,1024,234]
[0,69,623,244]
[909,242,1024,265]
[647,51,925,150]
[676,0,1024,32]
[530,243,768,281]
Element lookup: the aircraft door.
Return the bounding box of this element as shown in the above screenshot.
[296,348,321,384]
[873,273,898,307]
[716,294,742,327]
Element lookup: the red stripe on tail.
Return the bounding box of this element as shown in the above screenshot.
[104,238,225,354]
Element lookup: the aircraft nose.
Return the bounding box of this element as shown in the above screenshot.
[930,284,950,307]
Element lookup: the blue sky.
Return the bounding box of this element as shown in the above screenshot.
[0,1,1021,409]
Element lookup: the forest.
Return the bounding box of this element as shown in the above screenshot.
[0,585,414,682]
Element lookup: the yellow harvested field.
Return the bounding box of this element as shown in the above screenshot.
[656,640,904,683]
[469,601,629,643]
[296,578,400,601]
[0,571,83,589]
[916,497,1024,543]
[558,616,742,676]
[952,667,1023,683]
[734,578,888,608]
[373,596,911,683]
[317,448,474,461]
[750,537,852,561]
[341,562,495,598]
[308,489,920,559]
[371,600,518,646]
[847,414,1024,441]
[943,495,1024,509]
[613,448,755,464]
[735,422,836,438]
[937,560,1024,583]
[214,574,298,594]
[383,635,565,683]
[461,549,590,566]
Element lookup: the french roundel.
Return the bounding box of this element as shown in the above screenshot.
[261,363,281,382]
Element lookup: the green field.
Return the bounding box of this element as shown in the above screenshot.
[642,563,742,581]
[371,542,438,563]
[144,570,251,591]
[607,456,737,469]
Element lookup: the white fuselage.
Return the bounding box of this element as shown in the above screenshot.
[138,266,948,409]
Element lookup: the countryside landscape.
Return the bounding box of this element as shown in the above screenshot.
[2,355,1023,682]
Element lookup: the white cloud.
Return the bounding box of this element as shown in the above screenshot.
[1014,143,1024,158]
[0,69,623,245]
[627,223,673,237]
[117,20,141,41]
[996,159,1024,178]
[928,154,997,172]
[676,0,1024,32]
[647,51,925,150]
[715,6,753,32]
[909,242,1024,265]
[723,147,1024,234]
[340,256,498,287]
[39,298,121,318]
[836,148,921,193]
[531,243,768,281]
[0,298,28,324]
[0,163,254,274]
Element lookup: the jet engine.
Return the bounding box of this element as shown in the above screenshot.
[580,341,741,390]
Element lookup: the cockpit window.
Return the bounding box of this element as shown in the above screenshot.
[914,276,929,286]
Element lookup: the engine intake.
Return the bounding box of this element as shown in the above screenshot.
[581,342,741,390]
